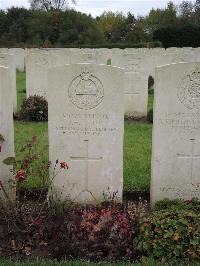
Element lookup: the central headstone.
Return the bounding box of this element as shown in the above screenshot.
[151,62,200,204]
[48,64,124,203]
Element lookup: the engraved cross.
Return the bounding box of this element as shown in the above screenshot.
[125,92,140,95]
[177,138,200,183]
[70,140,102,191]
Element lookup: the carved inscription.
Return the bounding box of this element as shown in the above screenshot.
[178,67,200,110]
[56,113,117,136]
[159,112,200,131]
[159,183,200,198]
[68,68,104,110]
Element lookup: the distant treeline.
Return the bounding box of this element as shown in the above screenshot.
[1,0,200,48]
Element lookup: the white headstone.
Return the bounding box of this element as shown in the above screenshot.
[151,62,200,204]
[125,71,148,117]
[48,64,124,203]
[0,53,17,112]
[26,50,70,99]
[0,66,15,200]
[111,49,125,68]
[70,49,108,65]
[10,48,25,72]
[26,52,49,98]
[112,50,148,117]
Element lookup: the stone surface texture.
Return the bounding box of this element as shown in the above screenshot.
[48,64,124,203]
[151,62,200,204]
[0,66,15,200]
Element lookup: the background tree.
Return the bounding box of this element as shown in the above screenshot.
[29,0,76,11]
[0,0,200,48]
[97,11,127,42]
[178,0,194,23]
[144,1,177,37]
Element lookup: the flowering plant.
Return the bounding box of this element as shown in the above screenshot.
[1,136,69,232]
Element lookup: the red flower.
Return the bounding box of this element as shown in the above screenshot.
[15,169,26,182]
[60,162,69,169]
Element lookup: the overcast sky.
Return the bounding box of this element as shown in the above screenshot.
[0,0,196,17]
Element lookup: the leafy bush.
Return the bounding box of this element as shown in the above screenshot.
[135,200,200,263]
[20,95,48,121]
[153,198,200,213]
[147,108,153,123]
[47,204,136,261]
[153,25,200,48]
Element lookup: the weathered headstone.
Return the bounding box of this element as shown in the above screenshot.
[26,50,70,99]
[151,62,200,204]
[125,71,148,117]
[48,64,124,203]
[26,52,49,98]
[112,49,148,117]
[0,53,17,112]
[10,48,25,72]
[0,66,15,200]
[70,49,108,65]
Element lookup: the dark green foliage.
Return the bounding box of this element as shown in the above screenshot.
[20,95,48,121]
[153,198,200,213]
[148,76,154,90]
[2,1,200,47]
[62,41,162,48]
[135,199,200,263]
[0,8,105,47]
[153,24,200,48]
[147,108,153,123]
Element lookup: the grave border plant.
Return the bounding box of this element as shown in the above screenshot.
[20,95,48,122]
[134,198,200,263]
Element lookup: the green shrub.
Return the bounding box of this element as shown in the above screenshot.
[20,95,48,121]
[147,108,153,123]
[62,41,162,49]
[135,202,200,263]
[153,198,200,213]
[153,25,200,48]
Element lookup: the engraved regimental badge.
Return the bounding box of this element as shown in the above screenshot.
[178,67,200,110]
[68,68,104,110]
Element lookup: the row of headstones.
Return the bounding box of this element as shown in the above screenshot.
[1,60,200,204]
[1,47,200,117]
[25,47,200,118]
[0,48,26,113]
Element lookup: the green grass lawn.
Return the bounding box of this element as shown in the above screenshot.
[148,94,154,112]
[15,72,153,192]
[16,71,26,112]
